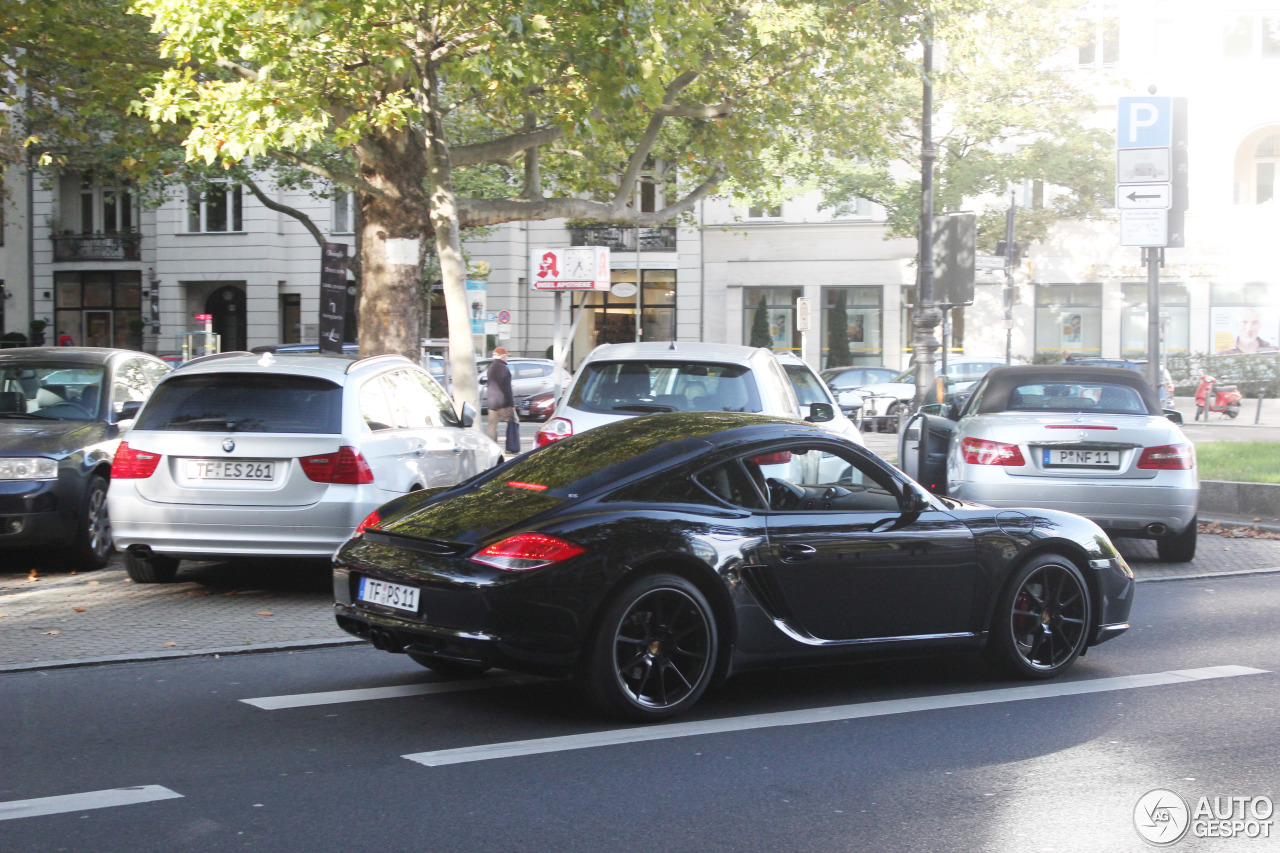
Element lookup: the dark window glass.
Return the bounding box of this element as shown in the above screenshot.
[136,374,343,433]
[1007,382,1146,414]
[568,360,761,414]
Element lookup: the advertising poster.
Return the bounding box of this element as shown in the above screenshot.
[318,242,349,353]
[1211,306,1279,354]
[466,279,487,335]
[1062,313,1083,344]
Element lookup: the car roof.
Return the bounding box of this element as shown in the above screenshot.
[0,347,149,367]
[970,364,1161,415]
[167,351,413,380]
[582,341,774,364]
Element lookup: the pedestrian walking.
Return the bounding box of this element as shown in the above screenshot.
[486,347,517,449]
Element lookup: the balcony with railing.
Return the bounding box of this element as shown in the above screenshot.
[568,224,678,252]
[51,232,143,262]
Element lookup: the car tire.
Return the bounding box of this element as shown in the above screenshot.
[881,401,901,432]
[123,549,181,584]
[578,572,717,722]
[60,474,113,572]
[406,652,489,678]
[1157,516,1197,562]
[989,554,1091,680]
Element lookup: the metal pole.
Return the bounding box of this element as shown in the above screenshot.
[1146,247,1162,393]
[1004,191,1016,366]
[912,9,941,412]
[635,226,642,342]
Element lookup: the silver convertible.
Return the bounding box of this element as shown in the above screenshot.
[900,365,1198,562]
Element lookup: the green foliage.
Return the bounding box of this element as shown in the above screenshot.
[827,290,852,367]
[749,295,772,349]
[1167,352,1280,398]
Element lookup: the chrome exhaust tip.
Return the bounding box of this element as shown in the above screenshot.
[1146,523,1168,537]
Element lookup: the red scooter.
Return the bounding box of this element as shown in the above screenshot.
[1194,374,1242,420]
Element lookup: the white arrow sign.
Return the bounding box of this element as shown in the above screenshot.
[1116,183,1171,209]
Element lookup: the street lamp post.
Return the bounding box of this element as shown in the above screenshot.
[912,10,942,412]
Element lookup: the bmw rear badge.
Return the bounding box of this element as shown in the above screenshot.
[222,438,236,453]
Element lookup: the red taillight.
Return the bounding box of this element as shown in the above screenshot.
[752,451,793,465]
[112,442,161,479]
[1138,443,1195,470]
[469,532,586,571]
[536,417,573,447]
[300,446,374,484]
[961,437,1026,466]
[353,509,381,537]
[507,481,548,491]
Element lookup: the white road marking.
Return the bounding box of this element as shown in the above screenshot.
[403,665,1268,767]
[0,786,183,821]
[241,673,537,710]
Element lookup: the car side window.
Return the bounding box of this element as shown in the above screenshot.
[112,358,168,412]
[621,459,765,510]
[359,376,395,431]
[383,369,436,429]
[749,445,901,512]
[409,369,462,427]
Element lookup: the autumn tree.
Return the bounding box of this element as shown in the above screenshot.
[130,0,957,415]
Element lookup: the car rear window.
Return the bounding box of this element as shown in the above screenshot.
[568,360,762,414]
[1007,382,1147,414]
[135,374,344,433]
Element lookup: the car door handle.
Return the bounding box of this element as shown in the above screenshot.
[779,543,817,562]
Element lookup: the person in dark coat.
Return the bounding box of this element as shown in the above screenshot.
[486,347,515,443]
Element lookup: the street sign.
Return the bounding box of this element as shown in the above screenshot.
[1117,148,1171,184]
[195,314,212,324]
[795,297,811,332]
[1120,209,1168,247]
[497,310,511,325]
[1117,183,1172,209]
[529,247,611,290]
[1117,96,1172,148]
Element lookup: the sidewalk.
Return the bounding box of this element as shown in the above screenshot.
[3,531,1279,673]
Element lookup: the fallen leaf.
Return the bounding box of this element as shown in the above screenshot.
[164,642,177,647]
[88,581,101,586]
[28,570,38,581]
[186,589,213,597]
[73,607,86,613]
[43,630,61,635]
[257,610,274,616]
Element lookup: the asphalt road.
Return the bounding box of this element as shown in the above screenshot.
[3,571,1278,852]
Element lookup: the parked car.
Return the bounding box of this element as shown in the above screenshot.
[516,390,557,422]
[774,352,864,443]
[899,364,1198,561]
[334,411,1134,720]
[819,365,897,393]
[109,351,502,583]
[1065,357,1175,408]
[0,347,170,570]
[845,356,1007,432]
[534,342,843,447]
[477,357,570,410]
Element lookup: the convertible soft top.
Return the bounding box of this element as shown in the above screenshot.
[966,364,1162,416]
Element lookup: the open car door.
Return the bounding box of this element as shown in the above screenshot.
[899,411,957,495]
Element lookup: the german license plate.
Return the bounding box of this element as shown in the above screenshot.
[1042,448,1118,468]
[357,577,420,613]
[186,460,276,480]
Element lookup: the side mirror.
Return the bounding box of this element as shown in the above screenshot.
[805,402,835,423]
[919,403,947,417]
[1164,409,1183,425]
[118,400,143,421]
[901,482,932,514]
[459,401,477,429]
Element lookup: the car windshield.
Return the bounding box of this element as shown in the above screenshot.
[568,360,762,415]
[1006,382,1147,414]
[135,374,344,433]
[0,363,105,420]
[783,364,831,406]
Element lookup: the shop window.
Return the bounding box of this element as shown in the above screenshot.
[1122,283,1189,358]
[821,286,883,366]
[1034,284,1102,356]
[743,287,800,352]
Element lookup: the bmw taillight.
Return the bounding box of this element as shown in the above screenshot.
[1137,443,1195,470]
[112,442,162,479]
[300,446,374,484]
[536,418,573,447]
[353,509,381,537]
[961,437,1026,466]
[469,532,586,571]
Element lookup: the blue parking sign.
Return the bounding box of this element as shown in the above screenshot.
[1117,96,1172,149]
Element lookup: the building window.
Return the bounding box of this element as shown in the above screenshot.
[747,205,782,219]
[1234,128,1280,204]
[821,286,883,367]
[1078,15,1120,66]
[79,179,134,234]
[1121,282,1189,358]
[1035,284,1102,356]
[187,183,243,232]
[1210,282,1279,354]
[280,294,302,344]
[577,271,677,349]
[54,270,143,349]
[1224,14,1280,58]
[743,287,800,351]
[332,191,355,233]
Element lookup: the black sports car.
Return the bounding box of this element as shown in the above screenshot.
[333,412,1134,720]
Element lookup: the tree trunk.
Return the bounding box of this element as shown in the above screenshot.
[355,128,431,364]
[422,66,480,424]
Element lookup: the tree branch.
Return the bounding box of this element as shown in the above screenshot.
[276,150,390,200]
[451,125,564,166]
[243,176,326,247]
[610,71,698,208]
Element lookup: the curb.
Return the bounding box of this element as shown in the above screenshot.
[1134,566,1280,584]
[0,636,365,675]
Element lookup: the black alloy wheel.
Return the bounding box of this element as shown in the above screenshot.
[60,474,112,572]
[123,549,181,584]
[580,573,717,721]
[991,554,1090,679]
